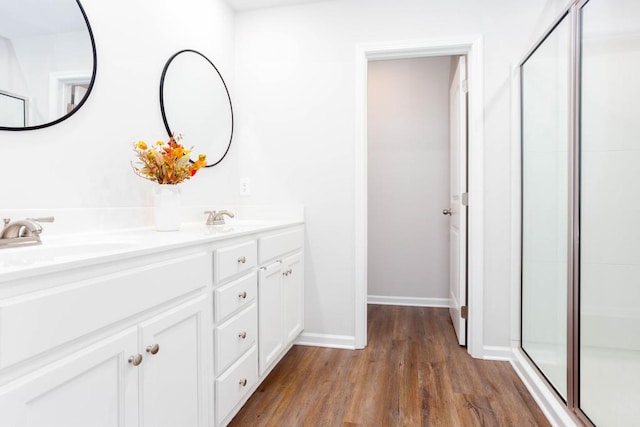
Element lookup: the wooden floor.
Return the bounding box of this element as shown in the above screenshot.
[229,305,549,426]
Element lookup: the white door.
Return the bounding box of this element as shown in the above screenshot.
[139,296,208,427]
[0,328,139,427]
[447,55,468,346]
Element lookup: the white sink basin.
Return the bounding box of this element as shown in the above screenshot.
[0,240,139,268]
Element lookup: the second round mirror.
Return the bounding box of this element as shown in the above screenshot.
[160,49,233,167]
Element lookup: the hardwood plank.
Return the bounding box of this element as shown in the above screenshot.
[229,305,550,427]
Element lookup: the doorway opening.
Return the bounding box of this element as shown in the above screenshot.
[366,55,468,347]
[354,38,484,358]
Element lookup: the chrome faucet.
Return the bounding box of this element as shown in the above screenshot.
[0,217,54,248]
[204,210,235,226]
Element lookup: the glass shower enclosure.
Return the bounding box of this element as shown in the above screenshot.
[521,12,571,401]
[520,0,640,425]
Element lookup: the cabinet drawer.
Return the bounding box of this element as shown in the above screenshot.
[0,252,210,369]
[215,303,257,375]
[214,272,257,322]
[216,345,258,425]
[215,240,257,282]
[258,228,303,264]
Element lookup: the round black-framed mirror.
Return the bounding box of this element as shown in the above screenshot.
[0,0,97,131]
[159,49,234,168]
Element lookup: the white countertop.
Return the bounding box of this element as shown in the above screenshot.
[0,220,303,283]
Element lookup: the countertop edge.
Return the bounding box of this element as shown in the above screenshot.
[0,221,304,283]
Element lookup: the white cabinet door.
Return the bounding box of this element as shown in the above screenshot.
[0,328,139,427]
[282,252,304,344]
[258,262,283,376]
[139,296,208,427]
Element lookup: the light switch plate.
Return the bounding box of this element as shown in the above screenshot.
[240,177,251,196]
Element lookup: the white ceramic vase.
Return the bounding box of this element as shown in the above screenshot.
[153,184,182,231]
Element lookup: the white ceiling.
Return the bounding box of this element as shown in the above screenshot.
[224,0,329,12]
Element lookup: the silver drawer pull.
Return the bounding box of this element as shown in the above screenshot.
[128,354,143,366]
[238,291,247,299]
[238,331,247,339]
[237,256,247,264]
[239,378,248,387]
[146,344,160,355]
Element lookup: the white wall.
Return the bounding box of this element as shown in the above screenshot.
[0,0,237,212]
[367,57,450,301]
[233,0,572,349]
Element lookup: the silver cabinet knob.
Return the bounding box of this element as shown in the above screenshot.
[238,291,247,299]
[146,344,160,355]
[128,354,143,366]
[237,256,247,264]
[239,378,248,387]
[442,209,452,216]
[238,331,247,339]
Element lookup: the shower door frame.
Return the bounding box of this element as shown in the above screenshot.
[517,0,594,425]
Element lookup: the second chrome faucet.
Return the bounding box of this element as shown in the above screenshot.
[204,210,235,226]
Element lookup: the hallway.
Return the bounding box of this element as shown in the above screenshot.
[230,305,549,426]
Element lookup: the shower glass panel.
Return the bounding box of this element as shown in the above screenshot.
[579,0,640,424]
[521,15,570,400]
[0,91,26,127]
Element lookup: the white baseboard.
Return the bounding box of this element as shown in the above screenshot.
[295,332,356,349]
[367,295,450,308]
[483,345,513,361]
[510,348,578,427]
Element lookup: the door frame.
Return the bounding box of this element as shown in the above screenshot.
[354,36,485,358]
[49,71,92,120]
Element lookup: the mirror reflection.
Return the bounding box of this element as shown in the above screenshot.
[0,0,96,130]
[160,50,233,167]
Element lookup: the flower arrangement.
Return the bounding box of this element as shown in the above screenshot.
[132,134,207,184]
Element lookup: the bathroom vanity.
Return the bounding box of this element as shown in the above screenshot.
[0,220,304,427]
